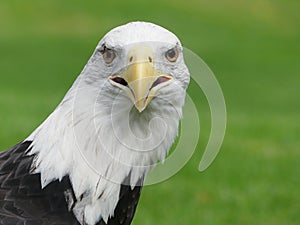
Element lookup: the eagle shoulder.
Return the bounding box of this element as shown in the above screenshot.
[0,142,142,225]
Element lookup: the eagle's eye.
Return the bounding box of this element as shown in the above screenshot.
[165,47,179,62]
[101,47,116,64]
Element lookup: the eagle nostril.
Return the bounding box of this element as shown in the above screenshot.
[111,77,128,86]
[150,76,171,90]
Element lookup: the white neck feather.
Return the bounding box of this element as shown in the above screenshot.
[26,72,185,224]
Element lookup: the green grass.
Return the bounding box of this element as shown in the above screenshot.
[0,0,299,224]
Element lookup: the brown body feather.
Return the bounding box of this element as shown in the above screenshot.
[0,142,142,225]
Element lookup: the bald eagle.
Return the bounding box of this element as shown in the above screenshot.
[0,22,190,225]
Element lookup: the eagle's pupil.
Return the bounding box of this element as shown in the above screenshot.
[102,47,115,64]
[168,49,175,58]
[106,50,112,58]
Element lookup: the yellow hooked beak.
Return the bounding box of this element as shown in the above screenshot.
[109,46,173,112]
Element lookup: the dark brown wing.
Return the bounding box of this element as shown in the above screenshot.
[97,185,142,225]
[0,141,79,225]
[0,142,142,225]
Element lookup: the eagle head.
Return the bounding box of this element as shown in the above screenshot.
[27,21,190,224]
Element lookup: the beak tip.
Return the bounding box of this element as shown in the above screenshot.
[133,95,155,113]
[135,105,146,113]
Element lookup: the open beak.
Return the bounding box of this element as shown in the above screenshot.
[109,46,173,112]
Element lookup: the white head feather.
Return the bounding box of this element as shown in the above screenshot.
[26,21,190,225]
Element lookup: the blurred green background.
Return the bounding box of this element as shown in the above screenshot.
[0,0,299,224]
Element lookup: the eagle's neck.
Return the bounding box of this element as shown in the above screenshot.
[26,76,183,225]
